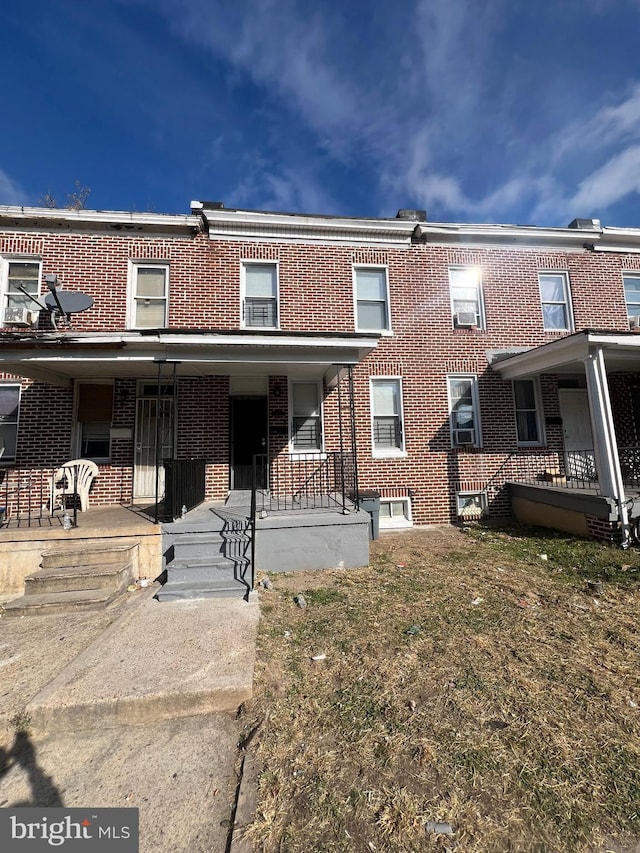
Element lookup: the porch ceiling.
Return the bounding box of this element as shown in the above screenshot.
[490,330,640,380]
[0,330,379,386]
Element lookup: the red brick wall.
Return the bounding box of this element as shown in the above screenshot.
[1,222,637,524]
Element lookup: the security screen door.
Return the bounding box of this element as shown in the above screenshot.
[134,384,175,500]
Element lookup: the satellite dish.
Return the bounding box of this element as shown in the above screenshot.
[45,285,94,330]
[44,291,94,313]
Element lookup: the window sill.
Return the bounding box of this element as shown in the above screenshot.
[357,328,392,336]
[288,451,326,460]
[379,519,413,530]
[372,450,408,459]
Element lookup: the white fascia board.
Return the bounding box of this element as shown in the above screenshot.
[63,332,379,350]
[593,229,640,253]
[493,333,591,379]
[415,222,603,250]
[199,208,416,246]
[0,205,200,231]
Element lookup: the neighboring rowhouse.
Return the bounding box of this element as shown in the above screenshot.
[1,203,640,545]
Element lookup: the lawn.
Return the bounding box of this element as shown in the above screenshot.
[241,524,640,853]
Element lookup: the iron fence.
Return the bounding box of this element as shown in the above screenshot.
[0,466,79,528]
[252,451,356,512]
[163,458,206,521]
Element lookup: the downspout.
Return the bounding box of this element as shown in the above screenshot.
[584,345,631,547]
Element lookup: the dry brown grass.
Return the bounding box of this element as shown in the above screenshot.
[242,524,640,852]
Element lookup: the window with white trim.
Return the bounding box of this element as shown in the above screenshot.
[538,272,572,331]
[623,275,640,321]
[75,382,113,461]
[290,381,322,451]
[0,383,21,461]
[379,497,412,528]
[449,267,484,329]
[355,266,390,332]
[448,375,481,448]
[129,263,169,329]
[456,491,487,518]
[513,379,544,446]
[371,378,404,454]
[2,259,41,312]
[242,263,278,328]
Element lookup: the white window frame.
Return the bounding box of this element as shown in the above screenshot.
[0,382,21,463]
[241,261,279,330]
[353,264,391,334]
[73,380,114,462]
[447,374,482,448]
[0,257,42,321]
[513,378,545,447]
[538,271,573,332]
[456,491,487,519]
[370,377,406,457]
[288,379,324,454]
[449,266,485,330]
[379,496,413,529]
[127,261,169,329]
[623,274,640,321]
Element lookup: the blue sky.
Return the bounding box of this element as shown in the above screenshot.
[4,0,640,227]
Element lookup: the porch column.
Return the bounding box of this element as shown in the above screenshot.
[584,345,630,545]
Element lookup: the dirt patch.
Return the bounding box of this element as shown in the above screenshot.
[244,524,640,853]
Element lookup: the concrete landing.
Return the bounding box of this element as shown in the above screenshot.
[24,586,259,734]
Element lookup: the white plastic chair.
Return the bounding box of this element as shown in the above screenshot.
[49,459,99,514]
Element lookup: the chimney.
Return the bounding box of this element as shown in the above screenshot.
[567,217,601,229]
[396,209,427,222]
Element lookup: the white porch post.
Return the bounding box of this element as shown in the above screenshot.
[584,345,631,546]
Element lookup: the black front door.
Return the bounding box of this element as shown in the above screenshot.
[230,396,268,489]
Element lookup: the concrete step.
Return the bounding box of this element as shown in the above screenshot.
[170,533,225,560]
[1,587,127,617]
[24,562,134,595]
[166,560,236,584]
[162,517,225,535]
[41,543,138,571]
[156,579,247,601]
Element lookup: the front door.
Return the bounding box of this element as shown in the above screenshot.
[230,396,268,490]
[134,383,175,500]
[559,389,596,480]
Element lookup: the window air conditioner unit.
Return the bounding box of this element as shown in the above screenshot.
[455,310,478,327]
[629,315,640,329]
[454,429,475,446]
[3,307,38,327]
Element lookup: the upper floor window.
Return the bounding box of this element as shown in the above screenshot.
[0,259,41,326]
[539,272,572,331]
[448,374,481,448]
[0,383,21,461]
[623,275,640,322]
[355,267,390,332]
[75,382,113,461]
[513,379,543,446]
[129,264,169,329]
[449,267,484,329]
[242,263,278,328]
[370,378,405,455]
[290,381,322,451]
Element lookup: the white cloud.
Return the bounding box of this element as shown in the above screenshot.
[570,145,640,211]
[0,168,28,206]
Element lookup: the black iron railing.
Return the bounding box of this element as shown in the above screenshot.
[252,451,356,513]
[0,466,80,528]
[163,458,206,521]
[483,448,600,493]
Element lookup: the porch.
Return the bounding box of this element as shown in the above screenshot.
[0,504,162,598]
[491,331,640,544]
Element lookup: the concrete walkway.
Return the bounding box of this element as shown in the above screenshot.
[0,584,260,852]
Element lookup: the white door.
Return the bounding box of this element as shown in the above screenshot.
[134,392,174,500]
[558,389,596,480]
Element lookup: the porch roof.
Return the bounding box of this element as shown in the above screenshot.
[489,330,640,380]
[0,329,379,386]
